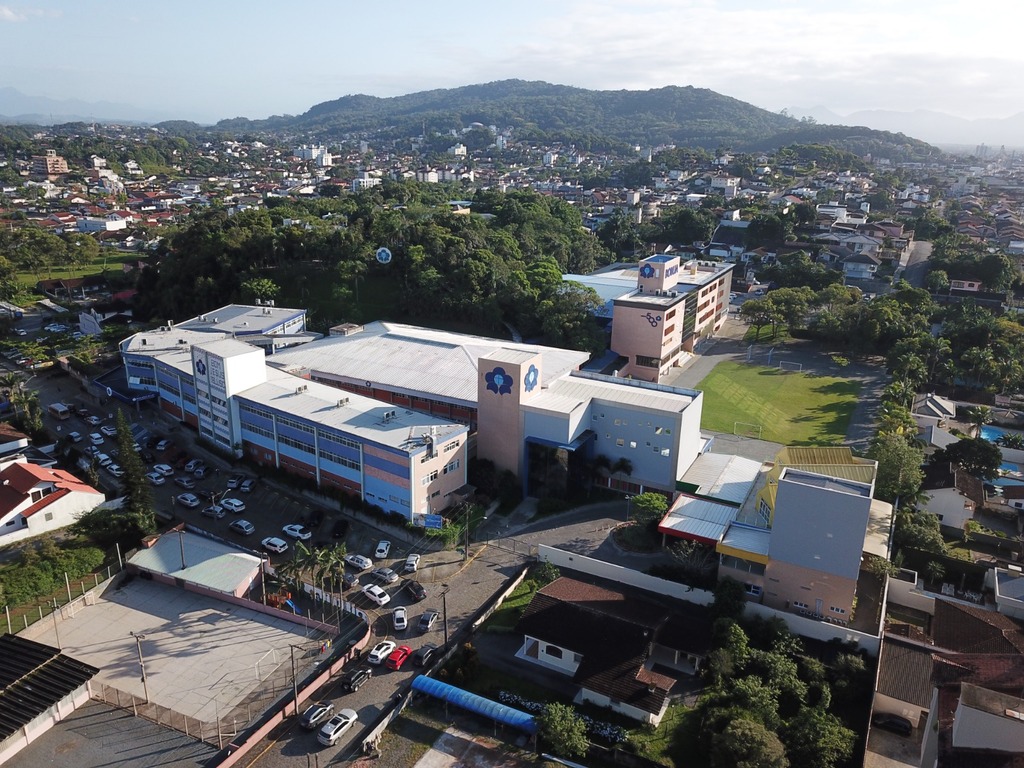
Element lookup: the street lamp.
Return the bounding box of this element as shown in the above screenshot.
[129,631,150,704]
[625,495,633,522]
[440,584,450,647]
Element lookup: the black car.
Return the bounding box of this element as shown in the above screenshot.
[405,580,427,602]
[412,644,438,668]
[331,519,350,540]
[300,701,335,730]
[871,713,913,737]
[339,665,371,692]
[197,488,218,501]
[341,572,359,591]
[418,609,440,632]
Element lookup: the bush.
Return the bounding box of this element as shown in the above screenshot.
[536,497,572,516]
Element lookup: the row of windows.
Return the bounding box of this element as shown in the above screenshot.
[608,435,671,456]
[278,415,314,435]
[443,459,460,474]
[443,440,460,453]
[597,416,672,435]
[422,469,438,485]
[239,402,275,421]
[279,434,314,455]
[136,376,156,388]
[242,421,275,440]
[183,393,196,405]
[318,447,361,471]
[318,427,360,450]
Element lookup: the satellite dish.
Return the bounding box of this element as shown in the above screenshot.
[375,247,392,264]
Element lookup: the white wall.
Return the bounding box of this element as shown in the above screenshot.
[887,575,936,616]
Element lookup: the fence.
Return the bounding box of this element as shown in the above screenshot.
[5,559,128,635]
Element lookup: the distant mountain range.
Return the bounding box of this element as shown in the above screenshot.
[0,86,177,125]
[787,105,1024,148]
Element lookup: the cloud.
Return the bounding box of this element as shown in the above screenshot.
[0,5,26,21]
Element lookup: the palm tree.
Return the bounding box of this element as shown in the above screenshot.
[0,372,21,415]
[610,458,633,491]
[963,405,993,438]
[997,431,1024,450]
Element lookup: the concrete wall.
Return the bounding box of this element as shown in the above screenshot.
[872,691,926,726]
[927,487,974,531]
[0,684,90,765]
[886,574,936,616]
[762,559,857,618]
[952,702,1024,752]
[576,688,664,726]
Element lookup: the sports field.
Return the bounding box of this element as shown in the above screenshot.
[696,360,860,445]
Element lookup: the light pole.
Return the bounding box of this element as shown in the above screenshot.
[625,495,633,522]
[129,631,150,704]
[440,584,450,647]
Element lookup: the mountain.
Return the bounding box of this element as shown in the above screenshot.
[215,79,937,157]
[0,86,177,125]
[788,104,1024,148]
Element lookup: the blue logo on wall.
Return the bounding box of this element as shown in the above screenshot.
[524,364,540,393]
[640,264,656,278]
[195,359,207,376]
[485,366,515,396]
[644,312,662,327]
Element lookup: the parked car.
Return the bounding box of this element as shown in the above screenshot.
[193,466,208,479]
[89,433,104,446]
[139,450,155,464]
[85,416,102,427]
[95,453,112,468]
[155,439,171,452]
[405,580,427,602]
[176,493,200,508]
[362,584,390,607]
[392,606,407,631]
[100,425,118,437]
[229,519,255,536]
[331,519,349,539]
[83,445,99,458]
[68,431,82,443]
[385,645,412,671]
[145,471,166,486]
[240,478,257,493]
[300,701,335,730]
[418,609,440,632]
[282,524,312,540]
[370,567,399,585]
[412,644,438,668]
[261,537,288,554]
[366,641,397,665]
[317,709,358,746]
[220,497,245,513]
[339,666,371,692]
[201,505,225,519]
[152,463,174,477]
[226,474,244,489]
[871,713,913,737]
[341,572,359,591]
[174,476,196,490]
[184,458,204,473]
[344,553,373,571]
[106,464,125,478]
[374,540,391,559]
[402,554,420,574]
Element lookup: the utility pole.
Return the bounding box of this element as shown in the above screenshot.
[440,585,450,647]
[129,631,150,703]
[290,645,299,717]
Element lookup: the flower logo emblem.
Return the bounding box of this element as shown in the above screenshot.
[640,264,655,278]
[485,366,514,396]
[195,359,207,376]
[524,364,540,393]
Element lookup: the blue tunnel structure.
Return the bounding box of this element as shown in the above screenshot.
[411,675,537,734]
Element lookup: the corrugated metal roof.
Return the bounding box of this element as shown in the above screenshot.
[720,523,772,557]
[129,532,262,594]
[526,374,695,416]
[240,368,466,451]
[658,496,737,543]
[269,321,589,406]
[680,453,763,505]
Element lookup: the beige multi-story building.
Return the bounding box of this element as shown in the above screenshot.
[31,149,69,179]
[608,254,733,383]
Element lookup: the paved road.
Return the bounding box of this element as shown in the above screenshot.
[902,240,933,288]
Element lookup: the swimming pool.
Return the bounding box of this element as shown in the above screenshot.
[981,425,1024,443]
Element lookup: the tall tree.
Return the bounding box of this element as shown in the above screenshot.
[867,433,925,502]
[115,410,154,535]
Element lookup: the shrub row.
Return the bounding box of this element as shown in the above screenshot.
[0,545,105,608]
[497,690,628,744]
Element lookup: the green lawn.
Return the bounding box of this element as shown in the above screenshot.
[481,578,539,632]
[696,360,859,445]
[16,251,143,289]
[627,705,707,768]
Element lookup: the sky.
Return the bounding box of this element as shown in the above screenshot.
[1,0,1021,124]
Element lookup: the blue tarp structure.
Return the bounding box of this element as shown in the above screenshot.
[411,675,537,734]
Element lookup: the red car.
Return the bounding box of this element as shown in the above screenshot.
[385,645,412,670]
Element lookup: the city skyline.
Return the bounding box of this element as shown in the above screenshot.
[0,0,1020,126]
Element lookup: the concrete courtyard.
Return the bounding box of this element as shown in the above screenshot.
[20,578,326,722]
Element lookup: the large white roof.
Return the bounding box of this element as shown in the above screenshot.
[177,303,305,335]
[525,371,697,416]
[657,495,738,544]
[128,531,261,594]
[679,453,764,505]
[268,321,590,407]
[238,367,465,451]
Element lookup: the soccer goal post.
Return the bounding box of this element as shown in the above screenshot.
[733,422,763,439]
[778,360,803,373]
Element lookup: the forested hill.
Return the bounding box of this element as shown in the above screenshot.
[210,79,937,156]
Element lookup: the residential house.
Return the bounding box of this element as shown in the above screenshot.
[0,459,103,545]
[842,252,881,280]
[514,576,712,725]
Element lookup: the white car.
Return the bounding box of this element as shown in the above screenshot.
[261,536,288,554]
[282,524,312,541]
[100,425,118,436]
[374,540,391,559]
[392,606,408,631]
[85,416,102,427]
[344,553,373,571]
[68,431,82,443]
[317,709,358,747]
[106,464,124,478]
[155,439,171,452]
[146,471,166,486]
[89,433,104,446]
[402,554,421,574]
[229,519,255,536]
[220,497,245,513]
[95,453,112,468]
[176,493,200,508]
[362,584,390,607]
[366,640,397,665]
[153,463,174,477]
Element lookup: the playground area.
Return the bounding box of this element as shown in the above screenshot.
[696,359,860,445]
[19,577,327,722]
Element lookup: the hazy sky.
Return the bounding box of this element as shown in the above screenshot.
[1,0,1020,123]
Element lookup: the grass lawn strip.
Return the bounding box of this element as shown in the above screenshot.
[696,360,859,445]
